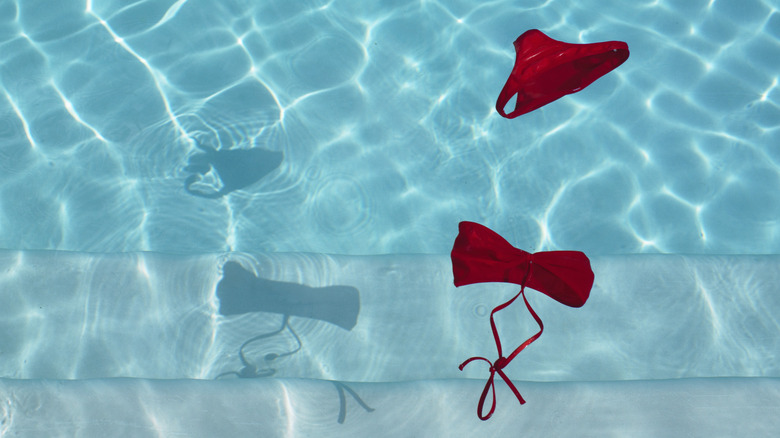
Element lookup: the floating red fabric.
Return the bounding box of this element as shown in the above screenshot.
[496,29,629,118]
[451,221,594,420]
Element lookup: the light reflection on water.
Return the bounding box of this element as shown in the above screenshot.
[0,4,779,434]
[0,250,778,382]
[0,0,779,415]
[0,0,777,255]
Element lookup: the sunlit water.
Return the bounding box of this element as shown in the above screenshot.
[1,4,780,437]
[1,0,780,412]
[0,0,778,256]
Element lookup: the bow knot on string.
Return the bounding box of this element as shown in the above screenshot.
[492,356,510,370]
[450,221,594,420]
[458,353,526,421]
[456,280,542,420]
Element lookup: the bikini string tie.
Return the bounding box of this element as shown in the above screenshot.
[458,266,544,421]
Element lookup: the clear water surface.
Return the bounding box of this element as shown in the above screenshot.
[1,0,778,256]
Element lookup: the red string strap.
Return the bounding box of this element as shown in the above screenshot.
[458,267,544,421]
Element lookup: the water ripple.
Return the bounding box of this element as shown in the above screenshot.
[0,0,777,254]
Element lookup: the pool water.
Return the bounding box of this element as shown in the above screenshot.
[1,0,778,256]
[1,0,779,436]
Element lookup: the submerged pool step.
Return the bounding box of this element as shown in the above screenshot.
[1,377,778,437]
[0,251,778,381]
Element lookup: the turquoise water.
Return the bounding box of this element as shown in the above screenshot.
[0,0,779,382]
[1,0,777,256]
[1,3,780,435]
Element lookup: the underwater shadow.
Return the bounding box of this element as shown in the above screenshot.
[184,146,283,198]
[215,261,371,423]
[216,261,359,331]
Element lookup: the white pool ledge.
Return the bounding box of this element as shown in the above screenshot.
[1,377,778,437]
